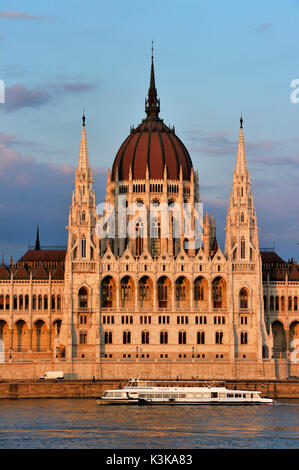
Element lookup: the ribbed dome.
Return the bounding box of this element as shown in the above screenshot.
[111,118,193,181]
[111,47,193,182]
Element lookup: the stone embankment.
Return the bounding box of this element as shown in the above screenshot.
[0,379,298,399]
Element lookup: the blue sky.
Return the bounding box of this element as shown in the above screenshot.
[0,0,299,262]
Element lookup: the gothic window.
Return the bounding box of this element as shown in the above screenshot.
[78,287,88,308]
[5,295,9,310]
[288,296,292,311]
[275,296,279,311]
[239,288,248,309]
[43,295,48,310]
[19,295,23,309]
[81,236,86,258]
[240,212,244,223]
[57,295,61,310]
[270,296,274,311]
[295,297,298,311]
[135,222,143,257]
[81,211,86,221]
[178,331,186,344]
[38,295,42,310]
[0,295,3,310]
[281,296,285,311]
[141,331,149,344]
[13,295,17,310]
[213,279,223,308]
[25,295,29,310]
[123,331,131,344]
[241,237,245,259]
[79,331,87,344]
[241,332,248,345]
[197,331,205,344]
[151,219,161,257]
[32,295,36,309]
[215,331,223,344]
[160,331,168,344]
[104,331,112,344]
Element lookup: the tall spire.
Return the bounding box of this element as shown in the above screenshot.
[78,111,89,169]
[35,224,40,251]
[145,41,160,118]
[235,114,247,175]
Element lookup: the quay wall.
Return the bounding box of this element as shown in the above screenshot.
[0,379,298,399]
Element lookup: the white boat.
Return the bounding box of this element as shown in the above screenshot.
[96,378,274,405]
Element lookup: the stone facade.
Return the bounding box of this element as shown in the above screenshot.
[0,57,298,381]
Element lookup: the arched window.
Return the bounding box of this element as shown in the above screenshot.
[215,331,223,344]
[160,331,168,344]
[141,331,149,344]
[81,211,86,221]
[43,295,48,310]
[178,331,186,344]
[135,222,143,257]
[294,297,298,311]
[104,331,112,344]
[5,295,9,310]
[288,296,292,311]
[241,332,248,345]
[19,295,23,309]
[197,331,205,344]
[123,331,131,344]
[240,212,244,223]
[32,295,36,310]
[25,295,29,310]
[78,287,88,308]
[79,331,87,344]
[51,295,55,310]
[239,288,248,309]
[57,295,61,310]
[151,219,161,257]
[270,296,274,311]
[240,237,245,259]
[38,295,42,310]
[281,296,285,311]
[81,236,86,258]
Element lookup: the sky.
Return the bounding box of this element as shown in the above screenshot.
[0,0,299,262]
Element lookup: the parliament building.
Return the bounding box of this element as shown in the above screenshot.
[0,53,298,380]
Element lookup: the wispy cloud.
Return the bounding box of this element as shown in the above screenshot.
[3,81,97,112]
[0,11,46,20]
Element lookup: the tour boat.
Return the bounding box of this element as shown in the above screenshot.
[96,378,274,405]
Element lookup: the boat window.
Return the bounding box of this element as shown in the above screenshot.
[242,394,246,398]
[146,393,154,399]
[235,393,241,398]
[203,393,210,398]
[252,393,259,399]
[114,392,122,397]
[170,393,177,399]
[154,393,162,398]
[219,393,226,398]
[211,392,218,398]
[139,393,146,398]
[103,392,108,397]
[227,393,234,398]
[163,393,170,398]
[179,393,186,398]
[187,393,194,398]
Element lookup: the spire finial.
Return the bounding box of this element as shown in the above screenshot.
[240,113,243,129]
[145,41,160,118]
[82,108,86,127]
[35,223,40,251]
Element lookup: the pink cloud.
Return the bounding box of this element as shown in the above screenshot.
[0,11,46,20]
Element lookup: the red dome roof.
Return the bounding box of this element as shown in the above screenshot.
[111,49,193,182]
[111,118,193,181]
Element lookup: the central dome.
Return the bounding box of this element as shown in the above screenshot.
[111,50,193,182]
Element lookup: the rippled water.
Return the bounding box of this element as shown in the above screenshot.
[0,399,298,449]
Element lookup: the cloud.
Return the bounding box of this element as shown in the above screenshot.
[0,11,46,20]
[3,81,97,112]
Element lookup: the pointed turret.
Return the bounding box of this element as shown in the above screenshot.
[145,41,160,118]
[225,117,259,260]
[78,111,90,169]
[235,114,248,176]
[35,224,41,251]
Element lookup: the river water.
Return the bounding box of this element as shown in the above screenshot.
[0,398,298,449]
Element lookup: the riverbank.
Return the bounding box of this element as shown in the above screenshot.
[0,379,298,399]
